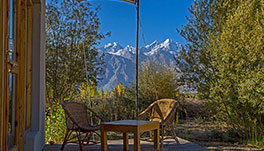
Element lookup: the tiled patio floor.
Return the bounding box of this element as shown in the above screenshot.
[44,138,208,151]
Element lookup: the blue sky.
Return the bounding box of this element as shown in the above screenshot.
[90,0,194,47]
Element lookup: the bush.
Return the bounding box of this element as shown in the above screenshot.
[128,62,181,111]
[45,101,66,144]
[92,96,135,121]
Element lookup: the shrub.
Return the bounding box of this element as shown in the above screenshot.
[45,101,66,144]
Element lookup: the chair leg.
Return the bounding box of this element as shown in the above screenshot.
[61,129,70,151]
[160,125,165,149]
[161,125,165,143]
[82,133,87,145]
[86,132,92,144]
[149,130,153,141]
[77,130,83,151]
[169,124,180,144]
[82,132,90,145]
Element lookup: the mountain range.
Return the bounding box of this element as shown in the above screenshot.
[97,38,183,91]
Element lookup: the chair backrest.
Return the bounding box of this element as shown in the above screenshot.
[62,102,91,130]
[150,99,178,125]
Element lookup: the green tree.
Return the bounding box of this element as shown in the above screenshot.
[176,0,241,98]
[137,62,180,106]
[207,0,264,142]
[46,0,106,103]
[178,0,264,143]
[45,0,107,143]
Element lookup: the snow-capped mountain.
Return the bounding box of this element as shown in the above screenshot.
[145,40,160,50]
[97,38,183,91]
[102,42,123,54]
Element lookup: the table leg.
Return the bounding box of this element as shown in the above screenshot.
[123,132,129,151]
[134,130,140,151]
[101,128,107,151]
[154,127,160,150]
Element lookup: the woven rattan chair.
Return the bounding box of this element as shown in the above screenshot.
[61,102,104,151]
[138,99,180,144]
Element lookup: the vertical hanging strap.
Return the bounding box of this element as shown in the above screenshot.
[139,19,147,47]
[77,3,94,142]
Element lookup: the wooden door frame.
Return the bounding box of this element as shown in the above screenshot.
[1,0,29,150]
[0,0,9,150]
[15,0,26,149]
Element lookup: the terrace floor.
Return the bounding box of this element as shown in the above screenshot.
[43,137,208,151]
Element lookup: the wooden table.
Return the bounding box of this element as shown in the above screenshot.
[100,120,160,151]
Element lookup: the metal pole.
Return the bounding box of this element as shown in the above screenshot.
[136,0,139,120]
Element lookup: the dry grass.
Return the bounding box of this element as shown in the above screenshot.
[175,119,264,151]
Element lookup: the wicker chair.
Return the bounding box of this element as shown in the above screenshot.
[138,99,180,144]
[61,102,104,151]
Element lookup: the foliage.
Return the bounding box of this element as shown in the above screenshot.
[92,83,135,121]
[177,0,264,144]
[46,0,106,104]
[99,88,104,98]
[176,0,241,98]
[135,62,180,107]
[115,82,125,96]
[207,0,264,142]
[45,0,107,143]
[81,81,99,98]
[45,101,66,143]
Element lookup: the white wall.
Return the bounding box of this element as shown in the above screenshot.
[24,0,45,150]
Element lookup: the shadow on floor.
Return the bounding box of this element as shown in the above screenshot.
[43,138,209,151]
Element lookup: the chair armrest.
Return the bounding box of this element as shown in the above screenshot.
[138,103,164,122]
[138,103,155,118]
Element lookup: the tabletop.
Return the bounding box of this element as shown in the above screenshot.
[101,120,157,126]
